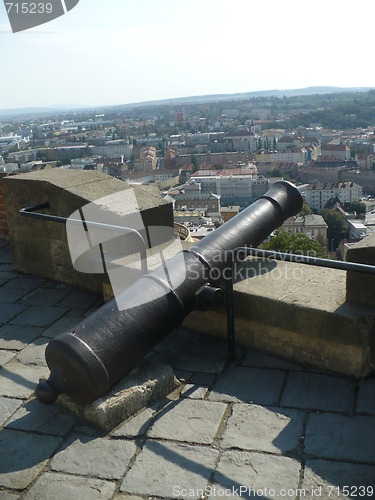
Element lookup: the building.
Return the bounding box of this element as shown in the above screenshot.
[56,146,91,161]
[172,192,221,214]
[356,152,375,170]
[281,214,328,243]
[347,220,368,239]
[91,144,133,160]
[164,148,176,170]
[7,149,38,164]
[133,146,157,172]
[304,181,362,211]
[174,151,251,169]
[299,166,345,183]
[221,206,240,222]
[321,144,350,161]
[182,171,269,208]
[273,149,307,164]
[224,130,258,152]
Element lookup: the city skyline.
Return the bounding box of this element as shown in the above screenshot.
[0,0,374,110]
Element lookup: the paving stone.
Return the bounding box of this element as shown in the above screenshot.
[0,349,16,366]
[42,316,82,338]
[72,424,102,437]
[15,337,48,366]
[3,277,43,290]
[148,399,226,444]
[51,434,136,480]
[305,413,375,463]
[0,271,17,280]
[120,440,219,498]
[208,367,285,405]
[6,399,77,436]
[20,288,72,307]
[0,396,23,426]
[302,459,375,498]
[59,290,100,310]
[24,472,116,500]
[0,362,49,399]
[0,287,31,303]
[153,328,194,353]
[11,306,68,327]
[0,250,12,264]
[0,429,62,489]
[113,495,144,500]
[167,353,226,374]
[181,384,208,400]
[0,303,26,325]
[191,372,216,386]
[112,408,154,438]
[0,325,43,350]
[66,308,91,318]
[281,372,355,412]
[242,349,302,370]
[0,492,20,500]
[210,450,301,500]
[182,334,230,358]
[357,378,375,414]
[221,404,305,454]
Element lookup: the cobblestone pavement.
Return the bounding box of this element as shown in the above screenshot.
[0,239,375,499]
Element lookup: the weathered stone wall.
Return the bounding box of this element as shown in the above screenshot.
[3,170,173,292]
[346,233,375,308]
[183,260,375,378]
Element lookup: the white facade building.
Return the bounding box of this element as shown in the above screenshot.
[91,144,133,160]
[304,182,363,211]
[185,173,269,207]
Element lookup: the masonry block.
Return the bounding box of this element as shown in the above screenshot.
[183,260,375,377]
[3,170,173,293]
[346,233,375,307]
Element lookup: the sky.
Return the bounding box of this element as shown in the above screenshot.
[0,0,374,110]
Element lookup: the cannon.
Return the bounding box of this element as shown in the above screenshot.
[35,181,303,405]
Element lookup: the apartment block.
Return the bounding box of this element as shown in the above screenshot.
[304,181,362,211]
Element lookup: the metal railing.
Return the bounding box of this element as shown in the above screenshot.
[19,203,375,363]
[20,202,148,275]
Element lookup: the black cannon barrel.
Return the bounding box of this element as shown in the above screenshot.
[35,181,303,405]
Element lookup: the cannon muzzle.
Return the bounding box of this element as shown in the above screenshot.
[36,181,303,405]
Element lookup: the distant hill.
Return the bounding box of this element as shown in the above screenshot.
[115,86,375,109]
[0,86,374,117]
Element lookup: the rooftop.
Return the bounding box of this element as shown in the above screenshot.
[0,238,375,498]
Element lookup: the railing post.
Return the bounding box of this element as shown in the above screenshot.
[226,253,236,362]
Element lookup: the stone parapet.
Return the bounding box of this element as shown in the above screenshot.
[346,233,375,307]
[3,169,173,293]
[184,259,375,377]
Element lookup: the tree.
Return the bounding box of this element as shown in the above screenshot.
[191,155,199,172]
[260,230,328,258]
[320,209,349,250]
[345,201,366,220]
[299,201,313,216]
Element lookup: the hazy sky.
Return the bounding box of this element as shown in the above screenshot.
[0,0,374,110]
